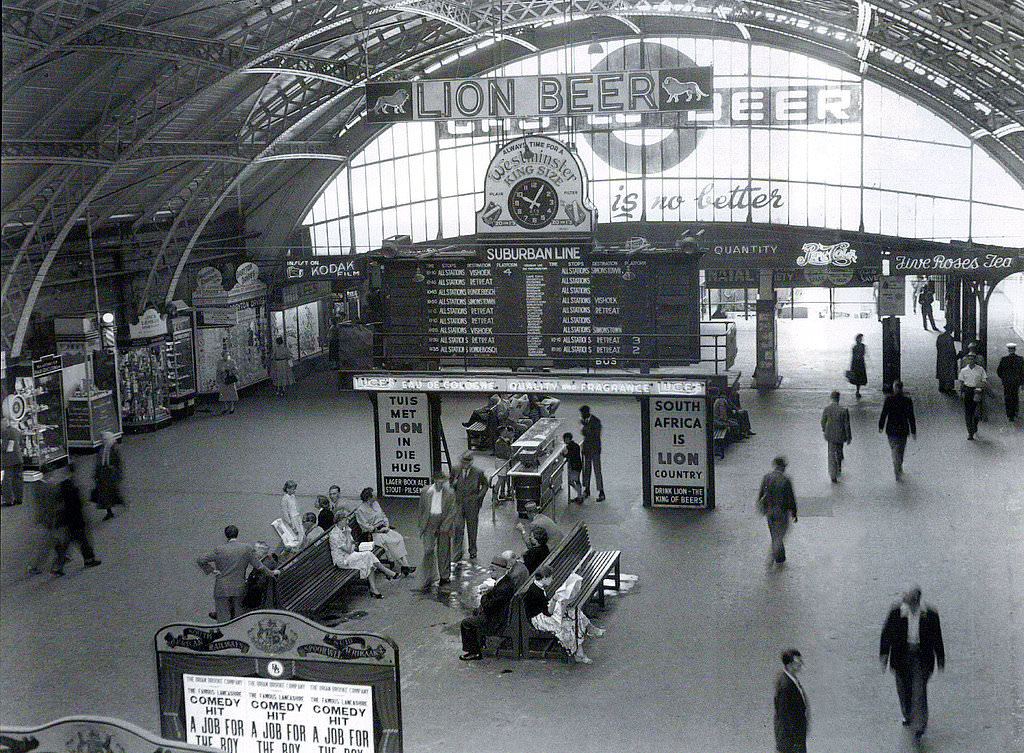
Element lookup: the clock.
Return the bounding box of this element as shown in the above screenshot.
[508,177,559,230]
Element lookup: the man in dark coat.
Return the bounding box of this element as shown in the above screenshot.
[996,343,1023,421]
[758,457,797,568]
[579,405,604,501]
[880,586,945,738]
[774,648,809,753]
[450,451,489,562]
[53,464,101,574]
[878,381,916,480]
[1,416,24,507]
[918,281,938,331]
[459,551,519,660]
[935,328,959,394]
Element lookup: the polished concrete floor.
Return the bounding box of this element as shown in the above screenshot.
[2,289,1022,753]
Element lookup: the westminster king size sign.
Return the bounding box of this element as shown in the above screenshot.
[475,136,596,235]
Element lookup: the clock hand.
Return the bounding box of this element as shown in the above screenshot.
[527,185,546,208]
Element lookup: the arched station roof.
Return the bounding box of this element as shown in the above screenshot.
[3,1,1024,354]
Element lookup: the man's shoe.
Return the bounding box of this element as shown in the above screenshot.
[459,653,483,661]
[582,489,590,498]
[209,612,219,620]
[51,569,65,576]
[438,577,451,586]
[28,567,43,575]
[596,494,606,502]
[84,559,101,568]
[102,511,115,520]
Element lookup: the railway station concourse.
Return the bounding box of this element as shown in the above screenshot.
[2,2,1024,753]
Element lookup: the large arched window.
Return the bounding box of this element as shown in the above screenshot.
[302,38,1024,253]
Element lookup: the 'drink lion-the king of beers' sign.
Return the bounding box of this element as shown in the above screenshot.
[365,67,713,123]
[475,136,595,235]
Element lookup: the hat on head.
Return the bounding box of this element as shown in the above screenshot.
[523,502,538,513]
[490,553,511,568]
[1009,343,1017,349]
[461,451,474,461]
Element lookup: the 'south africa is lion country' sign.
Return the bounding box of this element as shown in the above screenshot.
[364,67,714,122]
[475,136,595,235]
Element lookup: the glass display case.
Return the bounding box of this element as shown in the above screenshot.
[166,311,197,414]
[12,354,69,470]
[119,339,171,431]
[55,316,122,448]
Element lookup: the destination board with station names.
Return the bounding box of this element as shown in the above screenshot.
[382,244,698,365]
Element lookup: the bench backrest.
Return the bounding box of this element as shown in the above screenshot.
[274,528,335,607]
[514,522,592,601]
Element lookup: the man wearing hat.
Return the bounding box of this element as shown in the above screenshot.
[459,550,523,661]
[996,343,1023,422]
[451,451,489,562]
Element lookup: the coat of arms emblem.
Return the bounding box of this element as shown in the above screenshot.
[248,617,296,653]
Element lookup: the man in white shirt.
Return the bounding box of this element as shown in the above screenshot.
[957,352,987,439]
[416,470,457,593]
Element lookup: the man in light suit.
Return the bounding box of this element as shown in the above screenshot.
[197,525,278,622]
[879,586,945,739]
[451,451,490,562]
[774,648,809,753]
[417,470,458,592]
[820,390,852,483]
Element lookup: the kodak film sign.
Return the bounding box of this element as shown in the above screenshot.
[365,67,713,122]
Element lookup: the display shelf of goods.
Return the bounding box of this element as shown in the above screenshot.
[12,369,68,469]
[119,343,171,428]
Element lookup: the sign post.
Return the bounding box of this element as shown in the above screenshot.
[640,383,714,509]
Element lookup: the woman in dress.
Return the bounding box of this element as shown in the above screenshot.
[270,336,294,396]
[353,487,416,576]
[848,333,868,398]
[280,480,304,551]
[523,565,604,664]
[93,431,125,520]
[328,521,397,598]
[215,351,238,414]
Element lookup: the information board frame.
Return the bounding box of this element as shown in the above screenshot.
[154,610,402,753]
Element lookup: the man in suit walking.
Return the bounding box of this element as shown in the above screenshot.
[820,390,852,483]
[996,343,1023,421]
[774,648,809,753]
[417,469,458,592]
[880,586,945,739]
[197,525,278,622]
[451,451,489,562]
[758,457,798,569]
[878,380,916,480]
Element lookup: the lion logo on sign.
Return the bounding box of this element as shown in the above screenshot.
[370,89,410,115]
[662,76,709,103]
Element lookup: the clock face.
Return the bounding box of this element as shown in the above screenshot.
[508,177,559,229]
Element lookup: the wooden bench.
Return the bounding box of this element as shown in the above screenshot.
[264,526,384,615]
[501,522,621,660]
[713,427,730,459]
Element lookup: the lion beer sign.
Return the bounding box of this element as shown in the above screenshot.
[155,610,402,753]
[364,67,713,123]
[475,136,595,235]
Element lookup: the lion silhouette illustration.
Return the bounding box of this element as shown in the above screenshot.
[370,89,410,115]
[661,77,709,103]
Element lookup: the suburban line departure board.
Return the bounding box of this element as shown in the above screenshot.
[381,245,699,366]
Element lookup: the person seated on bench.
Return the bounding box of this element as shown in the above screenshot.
[459,550,524,661]
[522,525,550,574]
[300,512,325,547]
[517,502,565,548]
[328,520,398,599]
[726,388,755,437]
[328,484,357,521]
[354,486,416,577]
[316,495,334,531]
[713,395,743,442]
[524,565,605,664]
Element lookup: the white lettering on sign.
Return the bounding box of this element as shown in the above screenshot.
[648,397,708,508]
[378,392,431,498]
[183,674,373,753]
[354,375,705,396]
[796,242,858,267]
